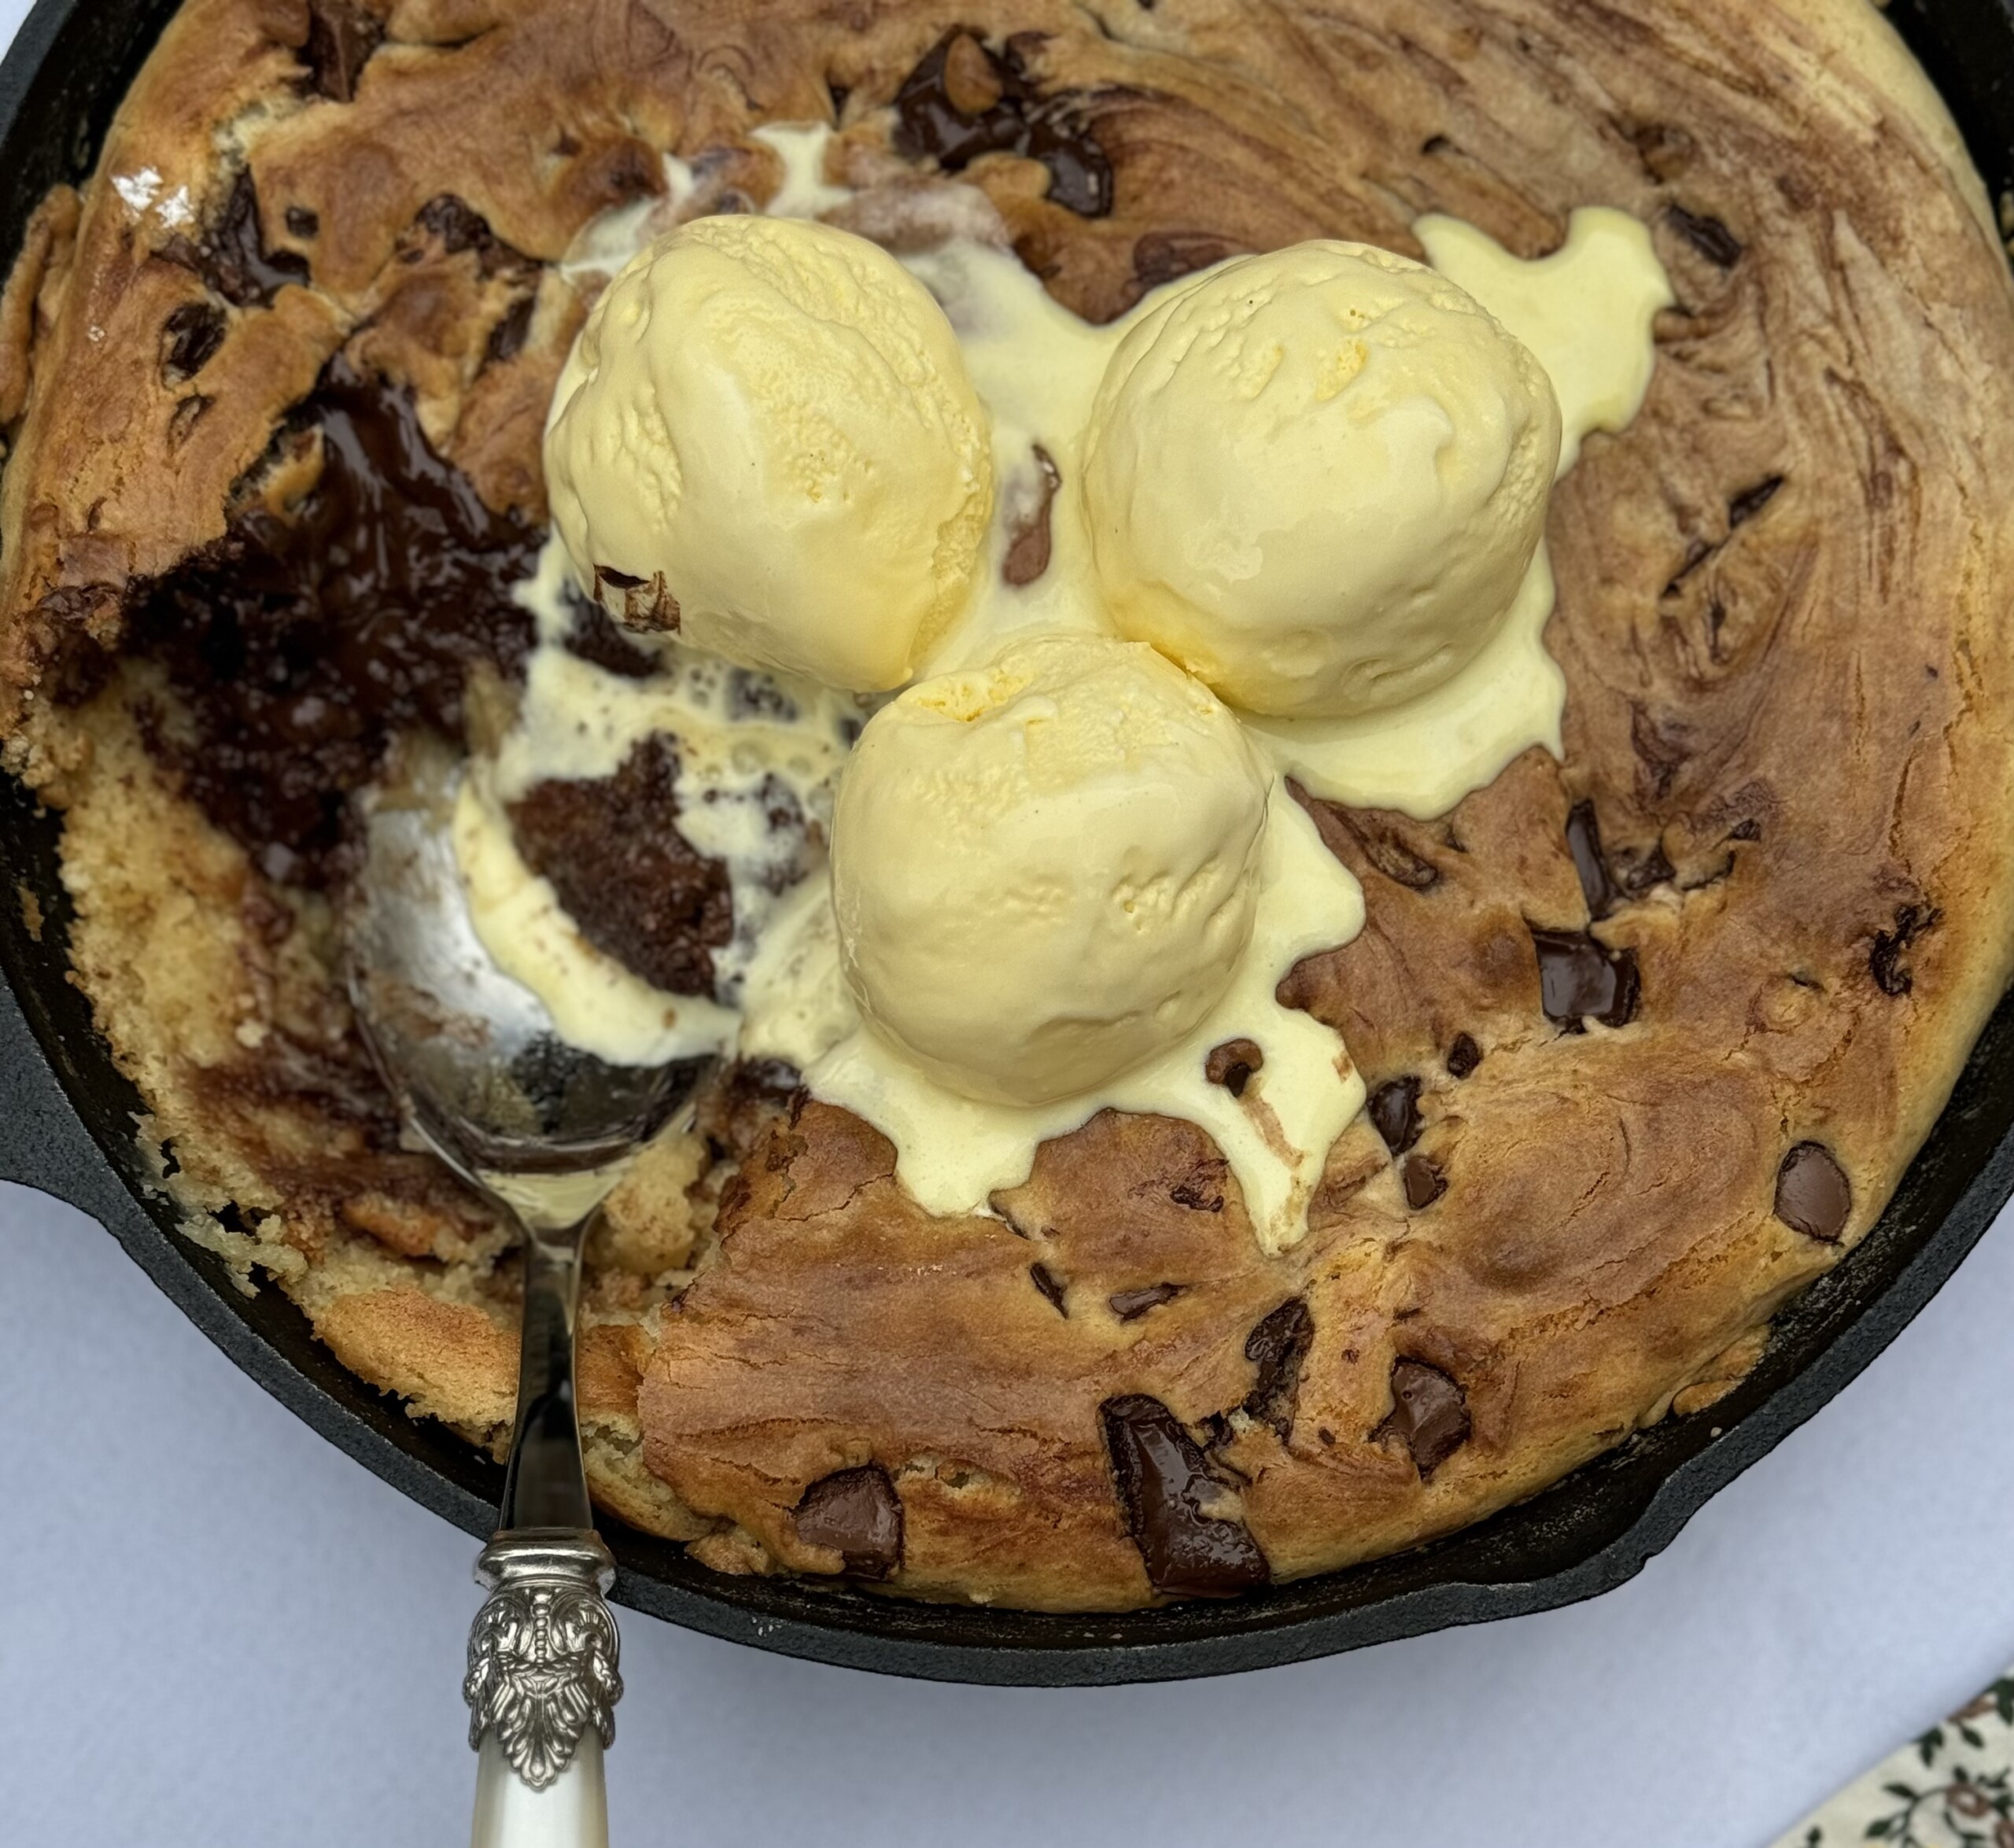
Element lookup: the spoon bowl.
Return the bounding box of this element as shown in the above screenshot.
[341,742,713,1846]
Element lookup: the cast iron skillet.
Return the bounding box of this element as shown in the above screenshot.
[2,0,2010,1689]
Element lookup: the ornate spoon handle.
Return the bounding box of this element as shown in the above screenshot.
[466,1533,619,1847]
[463,1208,622,1848]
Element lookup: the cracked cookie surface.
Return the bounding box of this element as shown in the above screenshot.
[2,0,2012,1608]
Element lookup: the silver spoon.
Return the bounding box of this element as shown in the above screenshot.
[343,751,711,1848]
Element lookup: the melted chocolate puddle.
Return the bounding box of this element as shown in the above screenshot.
[128,356,539,883]
[894,30,1116,217]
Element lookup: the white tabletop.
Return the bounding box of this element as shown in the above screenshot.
[6,1177,2011,1848]
[2,0,2011,1835]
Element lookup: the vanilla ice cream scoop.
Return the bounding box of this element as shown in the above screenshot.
[1083,242,1561,720]
[544,215,994,692]
[831,634,1270,1107]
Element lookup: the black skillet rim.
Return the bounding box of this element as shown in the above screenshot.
[0,0,2009,1687]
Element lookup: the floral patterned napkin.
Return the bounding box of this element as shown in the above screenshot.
[1772,1669,2014,1847]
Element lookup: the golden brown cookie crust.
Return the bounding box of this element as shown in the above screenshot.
[2,0,2012,1610]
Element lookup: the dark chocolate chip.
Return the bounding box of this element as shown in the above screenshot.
[792,1464,904,1578]
[1001,444,1060,587]
[301,0,383,102]
[1565,799,1617,917]
[1131,228,1238,293]
[893,28,1114,218]
[1241,1298,1313,1437]
[484,294,537,367]
[1169,1160,1226,1213]
[408,194,533,278]
[1728,817,1761,842]
[283,204,319,238]
[1100,1395,1270,1598]
[160,168,308,308]
[1311,802,1441,891]
[509,738,734,994]
[1367,1075,1423,1156]
[1773,1142,1851,1241]
[1870,902,1939,997]
[1375,1359,1470,1477]
[1614,840,1676,898]
[1401,1154,1447,1210]
[1205,1037,1263,1097]
[1530,928,1641,1031]
[1728,475,1784,527]
[1666,203,1743,267]
[1566,799,1670,911]
[592,563,681,631]
[124,356,537,879]
[1446,1033,1481,1079]
[1030,1262,1068,1315]
[166,393,212,450]
[158,301,226,385]
[1109,1282,1182,1321]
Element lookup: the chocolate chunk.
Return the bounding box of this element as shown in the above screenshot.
[1566,799,1617,917]
[508,737,733,994]
[1100,1395,1270,1598]
[284,205,319,238]
[1205,1037,1263,1097]
[792,1464,903,1578]
[1614,839,1676,898]
[1241,1297,1313,1437]
[894,29,1114,218]
[162,168,308,308]
[1367,1075,1423,1156]
[1565,800,1670,912]
[1666,203,1743,267]
[1302,798,1442,891]
[1030,1262,1068,1315]
[1401,1154,1447,1210]
[484,294,536,367]
[1446,1033,1481,1079]
[159,301,226,384]
[1728,475,1785,527]
[564,595,658,679]
[1530,928,1641,1031]
[1001,444,1060,587]
[1870,901,1939,997]
[1131,229,1238,293]
[1168,1158,1226,1212]
[1109,1282,1182,1321]
[1773,1142,1851,1241]
[407,194,533,278]
[593,563,681,631]
[301,0,383,102]
[1728,817,1762,842]
[166,394,212,451]
[126,357,537,879]
[1375,1359,1470,1477]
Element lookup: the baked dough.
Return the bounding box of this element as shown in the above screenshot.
[2,0,2011,1609]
